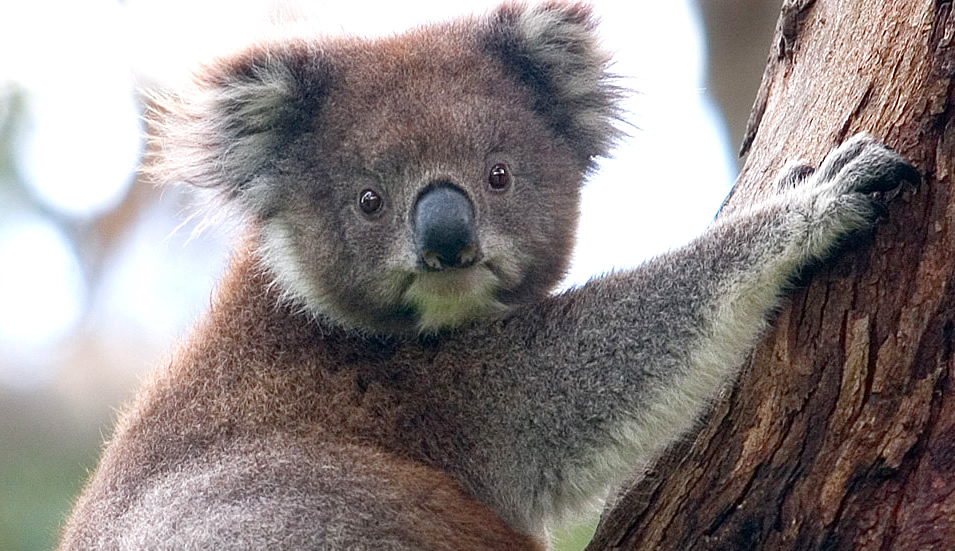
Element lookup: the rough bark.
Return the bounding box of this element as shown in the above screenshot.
[587,1,955,550]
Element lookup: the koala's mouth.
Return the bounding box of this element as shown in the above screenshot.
[410,264,494,297]
[400,264,508,330]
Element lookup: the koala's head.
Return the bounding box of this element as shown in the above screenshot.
[151,2,621,334]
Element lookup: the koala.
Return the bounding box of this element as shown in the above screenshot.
[58,2,918,550]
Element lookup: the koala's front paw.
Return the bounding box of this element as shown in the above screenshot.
[813,134,920,196]
[773,160,815,191]
[789,134,919,260]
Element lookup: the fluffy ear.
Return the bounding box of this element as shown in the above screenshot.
[481,2,623,171]
[146,41,328,205]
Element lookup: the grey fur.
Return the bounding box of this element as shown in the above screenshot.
[60,3,918,550]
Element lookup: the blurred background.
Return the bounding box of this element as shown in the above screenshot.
[0,1,780,549]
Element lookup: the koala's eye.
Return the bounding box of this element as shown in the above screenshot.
[488,163,511,191]
[358,189,384,215]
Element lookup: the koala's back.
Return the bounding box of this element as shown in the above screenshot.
[59,254,541,550]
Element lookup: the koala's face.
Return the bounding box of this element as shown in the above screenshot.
[153,3,620,334]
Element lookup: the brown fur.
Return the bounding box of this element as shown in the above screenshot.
[61,241,542,550]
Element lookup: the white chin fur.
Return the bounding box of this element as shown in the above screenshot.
[404,266,507,331]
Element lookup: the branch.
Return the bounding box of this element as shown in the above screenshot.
[588,1,955,549]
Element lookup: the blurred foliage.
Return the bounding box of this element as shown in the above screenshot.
[0,394,106,551]
[555,520,599,551]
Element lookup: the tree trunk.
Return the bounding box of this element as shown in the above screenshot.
[587,1,955,549]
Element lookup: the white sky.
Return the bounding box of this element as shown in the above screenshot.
[0,0,735,386]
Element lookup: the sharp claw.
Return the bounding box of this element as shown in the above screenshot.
[851,150,920,195]
[897,161,922,188]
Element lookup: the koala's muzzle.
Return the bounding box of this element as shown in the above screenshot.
[413,184,479,271]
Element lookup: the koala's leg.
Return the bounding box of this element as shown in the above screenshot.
[445,135,917,533]
[72,438,542,551]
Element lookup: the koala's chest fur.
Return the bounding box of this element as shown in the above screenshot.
[141,255,461,454]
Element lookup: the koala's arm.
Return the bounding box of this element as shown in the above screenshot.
[434,136,918,533]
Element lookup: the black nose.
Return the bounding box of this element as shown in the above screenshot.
[413,184,479,271]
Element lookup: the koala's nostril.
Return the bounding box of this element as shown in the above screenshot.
[413,184,479,271]
[421,243,479,272]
